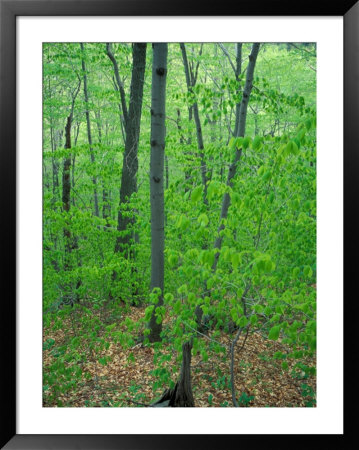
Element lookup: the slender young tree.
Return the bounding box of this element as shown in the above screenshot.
[148,43,168,343]
[234,43,243,136]
[106,43,129,135]
[62,80,81,305]
[94,110,111,228]
[180,43,208,205]
[218,42,243,137]
[212,43,260,272]
[194,44,260,329]
[46,77,60,205]
[80,43,100,217]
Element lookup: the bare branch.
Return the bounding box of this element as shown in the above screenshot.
[218,43,237,75]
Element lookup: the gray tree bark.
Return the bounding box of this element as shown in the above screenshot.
[174,341,195,406]
[180,43,208,205]
[47,77,60,206]
[114,43,147,257]
[61,81,81,304]
[106,43,129,133]
[80,43,100,217]
[234,43,243,137]
[95,111,111,228]
[212,43,260,272]
[148,43,168,343]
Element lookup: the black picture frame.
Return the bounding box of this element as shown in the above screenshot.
[1,0,355,448]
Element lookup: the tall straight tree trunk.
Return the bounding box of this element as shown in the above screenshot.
[50,126,59,204]
[212,43,260,272]
[70,122,80,208]
[234,43,243,137]
[62,114,73,269]
[48,78,59,207]
[95,111,111,228]
[148,43,168,343]
[61,81,81,304]
[62,82,80,265]
[180,43,208,205]
[176,108,192,192]
[48,120,60,271]
[80,43,100,217]
[114,43,147,257]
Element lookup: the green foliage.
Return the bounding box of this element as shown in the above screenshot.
[301,383,316,407]
[268,325,281,341]
[207,393,213,405]
[43,42,316,407]
[238,391,255,407]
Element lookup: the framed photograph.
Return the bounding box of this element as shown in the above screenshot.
[1,0,355,448]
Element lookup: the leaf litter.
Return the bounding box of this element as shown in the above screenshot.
[43,305,316,408]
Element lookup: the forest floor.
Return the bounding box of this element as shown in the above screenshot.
[43,305,316,408]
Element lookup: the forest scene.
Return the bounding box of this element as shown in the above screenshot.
[43,42,316,408]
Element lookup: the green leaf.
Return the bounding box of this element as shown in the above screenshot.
[174,300,182,314]
[250,314,258,325]
[191,186,203,203]
[164,293,174,304]
[177,284,188,295]
[262,170,271,182]
[144,305,155,321]
[229,137,236,150]
[207,277,214,290]
[243,137,251,149]
[285,140,299,156]
[198,213,209,227]
[252,135,262,151]
[168,253,178,267]
[235,137,243,148]
[268,325,280,341]
[239,316,248,328]
[231,252,241,270]
[303,265,313,278]
[201,349,208,362]
[230,308,238,323]
[305,118,312,131]
[207,181,219,200]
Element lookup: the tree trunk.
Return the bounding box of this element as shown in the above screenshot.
[176,108,192,192]
[62,117,72,211]
[95,111,111,228]
[234,43,243,137]
[114,43,147,257]
[50,126,59,205]
[180,43,208,205]
[62,115,75,303]
[151,341,194,407]
[48,79,59,206]
[80,43,100,217]
[61,82,81,305]
[212,43,260,272]
[106,43,129,133]
[148,43,168,343]
[174,341,195,406]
